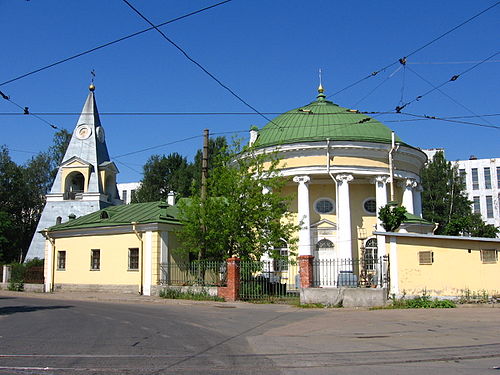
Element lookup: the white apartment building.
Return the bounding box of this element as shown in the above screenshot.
[117,182,141,204]
[455,157,500,230]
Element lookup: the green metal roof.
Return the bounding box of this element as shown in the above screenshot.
[254,89,407,148]
[403,212,433,225]
[46,201,180,232]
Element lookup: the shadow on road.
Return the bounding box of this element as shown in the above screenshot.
[0,305,73,316]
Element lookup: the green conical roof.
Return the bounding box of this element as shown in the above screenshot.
[254,88,406,148]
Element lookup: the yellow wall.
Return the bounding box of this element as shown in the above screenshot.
[332,156,388,168]
[54,232,145,286]
[395,236,500,296]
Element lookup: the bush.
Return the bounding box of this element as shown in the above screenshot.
[390,293,456,309]
[159,287,224,302]
[8,262,26,291]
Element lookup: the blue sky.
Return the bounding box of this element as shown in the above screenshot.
[1,1,498,183]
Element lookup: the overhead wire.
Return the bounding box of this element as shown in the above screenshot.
[0,89,60,130]
[0,0,232,87]
[405,65,495,126]
[121,0,281,129]
[395,50,500,112]
[326,1,500,98]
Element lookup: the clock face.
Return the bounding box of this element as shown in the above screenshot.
[76,125,91,140]
[96,126,105,143]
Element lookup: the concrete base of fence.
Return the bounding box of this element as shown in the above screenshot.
[0,282,44,292]
[153,285,218,297]
[53,284,140,294]
[300,287,388,308]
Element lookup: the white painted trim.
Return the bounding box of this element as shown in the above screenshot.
[374,231,500,243]
[143,231,153,296]
[389,237,399,296]
[362,197,377,215]
[44,240,54,293]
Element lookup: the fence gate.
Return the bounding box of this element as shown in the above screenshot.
[239,260,299,301]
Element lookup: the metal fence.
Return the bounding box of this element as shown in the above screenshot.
[312,256,388,288]
[160,261,227,287]
[24,266,44,284]
[239,260,299,301]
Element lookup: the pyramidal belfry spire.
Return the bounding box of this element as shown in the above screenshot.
[26,85,122,260]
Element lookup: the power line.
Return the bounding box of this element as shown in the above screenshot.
[121,0,279,128]
[405,65,495,126]
[327,1,500,98]
[112,135,202,159]
[396,50,500,112]
[0,89,60,130]
[409,60,500,65]
[0,1,231,87]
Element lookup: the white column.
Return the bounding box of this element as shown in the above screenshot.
[413,184,423,218]
[143,231,153,296]
[160,231,169,284]
[389,236,399,296]
[401,178,417,214]
[293,175,311,256]
[44,239,54,293]
[372,176,389,231]
[335,174,354,259]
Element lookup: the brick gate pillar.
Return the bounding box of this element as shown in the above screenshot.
[218,257,240,301]
[298,255,314,288]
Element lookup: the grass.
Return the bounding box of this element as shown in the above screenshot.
[373,292,456,310]
[159,287,225,302]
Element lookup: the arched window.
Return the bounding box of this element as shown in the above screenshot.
[316,238,334,251]
[272,239,289,271]
[364,238,378,270]
[64,172,85,200]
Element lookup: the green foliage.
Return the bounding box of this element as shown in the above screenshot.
[0,130,71,263]
[8,262,26,291]
[387,292,456,309]
[420,151,497,237]
[458,289,490,304]
[177,143,299,262]
[133,153,193,202]
[159,287,224,301]
[191,136,229,194]
[378,203,407,232]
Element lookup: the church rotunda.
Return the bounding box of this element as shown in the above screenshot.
[249,85,428,262]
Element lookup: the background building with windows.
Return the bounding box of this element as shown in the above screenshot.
[117,182,141,204]
[455,157,500,232]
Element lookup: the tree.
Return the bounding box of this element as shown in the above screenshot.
[421,151,497,237]
[0,130,72,263]
[378,203,407,232]
[133,153,193,202]
[177,144,299,261]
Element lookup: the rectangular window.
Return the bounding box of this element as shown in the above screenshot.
[57,251,66,270]
[471,168,479,190]
[486,196,494,218]
[473,196,481,214]
[122,190,128,203]
[128,248,139,270]
[480,249,497,264]
[497,167,500,188]
[459,168,466,182]
[131,189,136,202]
[91,249,100,270]
[418,251,433,265]
[484,167,492,189]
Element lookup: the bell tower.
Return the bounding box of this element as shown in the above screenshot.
[26,84,122,259]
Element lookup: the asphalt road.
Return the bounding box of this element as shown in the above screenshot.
[1,292,500,374]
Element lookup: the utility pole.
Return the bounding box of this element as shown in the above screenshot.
[198,129,209,263]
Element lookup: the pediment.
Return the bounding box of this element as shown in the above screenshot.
[310,219,337,230]
[60,156,92,168]
[98,161,119,174]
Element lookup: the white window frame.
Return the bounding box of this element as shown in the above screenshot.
[313,197,336,215]
[362,197,377,215]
